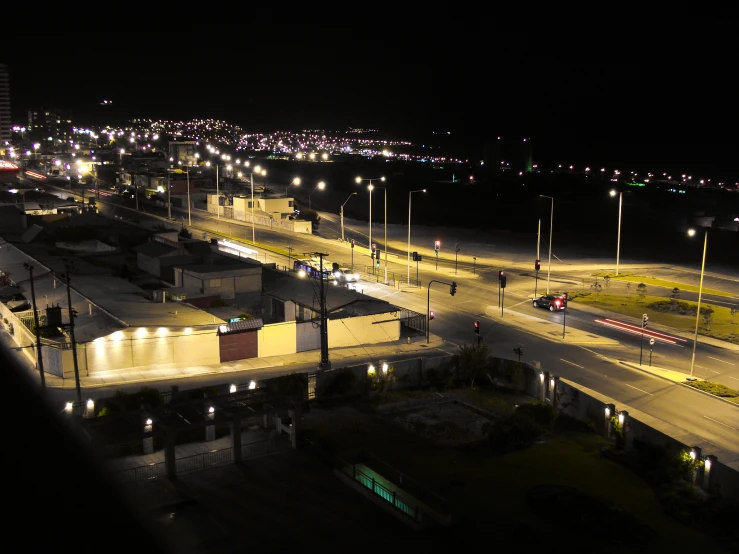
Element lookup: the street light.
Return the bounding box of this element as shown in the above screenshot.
[540,195,554,294]
[610,189,623,275]
[408,189,426,284]
[309,181,325,209]
[341,192,358,242]
[356,176,385,263]
[245,165,266,242]
[285,177,301,197]
[687,228,708,379]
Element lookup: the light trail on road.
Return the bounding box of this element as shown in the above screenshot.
[594,318,686,345]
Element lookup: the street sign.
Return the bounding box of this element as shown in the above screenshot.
[650,338,655,346]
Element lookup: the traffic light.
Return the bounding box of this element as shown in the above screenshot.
[434,240,441,251]
[429,310,435,320]
[412,251,419,261]
[474,320,480,335]
[376,259,380,268]
[351,239,355,248]
[499,271,507,289]
[450,281,457,296]
[370,251,375,259]
[372,243,377,251]
[535,259,541,271]
[643,313,649,328]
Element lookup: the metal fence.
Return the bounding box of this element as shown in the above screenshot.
[340,464,420,522]
[400,308,426,333]
[175,447,233,474]
[241,438,292,458]
[119,462,166,482]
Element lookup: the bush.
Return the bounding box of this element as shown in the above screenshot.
[325,370,357,397]
[686,380,739,398]
[488,412,543,454]
[631,439,698,486]
[516,401,558,428]
[267,372,307,398]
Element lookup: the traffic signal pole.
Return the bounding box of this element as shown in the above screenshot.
[639,313,648,365]
[427,279,457,343]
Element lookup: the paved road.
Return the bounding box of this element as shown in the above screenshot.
[27,177,739,458]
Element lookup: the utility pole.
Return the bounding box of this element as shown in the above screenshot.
[562,292,568,339]
[216,164,220,219]
[315,252,331,369]
[535,218,541,298]
[134,173,139,211]
[186,167,192,226]
[455,243,460,275]
[167,168,172,219]
[24,263,46,389]
[62,259,82,407]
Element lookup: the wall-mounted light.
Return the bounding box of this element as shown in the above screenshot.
[229,384,237,393]
[618,413,625,426]
[248,380,256,390]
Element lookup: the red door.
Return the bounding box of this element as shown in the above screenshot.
[219,330,258,362]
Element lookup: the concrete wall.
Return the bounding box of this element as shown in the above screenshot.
[83,327,220,373]
[257,321,296,358]
[258,197,293,214]
[296,321,320,352]
[328,312,400,348]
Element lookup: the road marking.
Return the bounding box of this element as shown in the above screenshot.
[560,358,584,368]
[696,365,721,374]
[703,416,738,431]
[727,376,739,382]
[623,383,653,396]
[708,356,735,366]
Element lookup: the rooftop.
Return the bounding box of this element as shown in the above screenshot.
[263,269,396,317]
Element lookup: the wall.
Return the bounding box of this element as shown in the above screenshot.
[258,197,293,214]
[257,321,296,357]
[328,312,400,348]
[296,321,320,352]
[83,327,220,372]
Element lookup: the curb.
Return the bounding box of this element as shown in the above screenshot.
[620,361,739,410]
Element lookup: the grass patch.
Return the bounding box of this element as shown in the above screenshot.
[591,273,735,298]
[570,292,739,344]
[685,380,739,403]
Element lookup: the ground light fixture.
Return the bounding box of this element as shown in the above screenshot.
[230,384,237,393]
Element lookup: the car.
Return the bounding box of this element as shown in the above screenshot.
[533,294,566,312]
[334,267,360,283]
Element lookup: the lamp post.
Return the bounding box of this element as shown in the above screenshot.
[245,164,266,243]
[540,195,554,294]
[186,166,192,226]
[285,177,301,197]
[356,176,385,269]
[408,189,426,284]
[23,263,45,389]
[610,189,623,275]
[341,192,357,242]
[309,181,325,209]
[688,228,708,379]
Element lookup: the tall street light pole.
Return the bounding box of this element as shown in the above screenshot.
[186,167,192,226]
[61,260,82,407]
[688,228,708,379]
[309,181,325,209]
[610,189,623,275]
[248,165,266,243]
[285,177,301,198]
[341,192,357,242]
[540,195,554,294]
[408,189,426,284]
[356,176,385,266]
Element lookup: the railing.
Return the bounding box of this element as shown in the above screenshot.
[119,462,166,482]
[241,438,291,459]
[400,308,426,333]
[340,464,420,522]
[175,447,233,474]
[360,452,448,515]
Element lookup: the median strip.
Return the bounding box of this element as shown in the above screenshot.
[685,380,739,405]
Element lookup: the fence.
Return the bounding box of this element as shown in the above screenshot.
[175,447,233,474]
[338,462,421,522]
[119,462,166,482]
[241,438,291,458]
[400,308,426,334]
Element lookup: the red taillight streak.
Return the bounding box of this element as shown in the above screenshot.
[603,318,687,342]
[595,319,678,344]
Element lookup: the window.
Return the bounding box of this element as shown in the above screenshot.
[210,278,222,287]
[248,201,254,209]
[288,200,294,208]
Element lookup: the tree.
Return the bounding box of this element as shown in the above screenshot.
[300,208,321,232]
[702,306,715,331]
[636,283,647,302]
[455,343,492,388]
[591,281,603,302]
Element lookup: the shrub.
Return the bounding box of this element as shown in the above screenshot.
[488,412,543,454]
[267,372,307,398]
[631,439,699,486]
[686,380,739,398]
[516,401,558,428]
[325,370,357,397]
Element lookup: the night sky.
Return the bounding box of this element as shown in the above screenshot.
[5,21,739,172]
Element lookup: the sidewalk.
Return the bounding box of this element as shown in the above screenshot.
[620,361,702,383]
[36,333,453,390]
[484,306,619,346]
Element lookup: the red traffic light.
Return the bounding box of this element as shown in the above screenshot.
[499,270,505,279]
[434,240,441,250]
[474,320,480,334]
[429,310,435,320]
[535,259,541,271]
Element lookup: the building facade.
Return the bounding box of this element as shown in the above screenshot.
[0,64,10,145]
[27,107,73,145]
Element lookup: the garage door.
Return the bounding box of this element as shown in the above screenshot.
[219,330,258,362]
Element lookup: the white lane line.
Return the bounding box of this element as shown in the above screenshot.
[709,356,735,366]
[623,383,653,396]
[727,376,739,382]
[697,365,722,374]
[560,358,584,369]
[703,416,738,431]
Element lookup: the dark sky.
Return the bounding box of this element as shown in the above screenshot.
[5,20,739,171]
